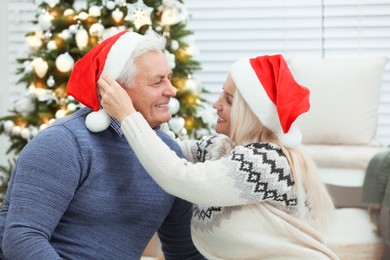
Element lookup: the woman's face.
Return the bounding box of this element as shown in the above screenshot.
[212,74,236,136]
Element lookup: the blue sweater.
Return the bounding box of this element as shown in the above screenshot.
[0,108,202,259]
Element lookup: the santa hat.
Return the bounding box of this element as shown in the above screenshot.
[230,54,310,148]
[66,31,144,132]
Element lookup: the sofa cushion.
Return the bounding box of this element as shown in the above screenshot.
[303,144,389,169]
[287,58,387,145]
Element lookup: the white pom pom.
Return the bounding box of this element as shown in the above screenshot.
[85,109,111,132]
[278,125,302,148]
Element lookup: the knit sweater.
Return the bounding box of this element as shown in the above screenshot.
[121,112,340,260]
[0,108,202,260]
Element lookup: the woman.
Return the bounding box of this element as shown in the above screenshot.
[98,54,339,259]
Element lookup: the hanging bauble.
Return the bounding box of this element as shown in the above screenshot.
[184,78,201,95]
[47,40,57,50]
[11,126,21,137]
[183,93,197,106]
[172,77,185,90]
[55,52,74,73]
[39,123,48,131]
[55,109,66,119]
[169,97,180,115]
[184,116,196,130]
[78,11,89,21]
[67,103,77,112]
[168,116,185,134]
[31,57,48,78]
[29,85,55,103]
[47,75,55,87]
[106,1,116,10]
[38,12,53,30]
[14,96,35,117]
[115,0,126,5]
[196,102,217,126]
[63,8,74,16]
[73,1,86,12]
[75,28,89,49]
[44,30,52,39]
[20,128,31,140]
[164,50,176,69]
[30,126,39,138]
[46,0,60,8]
[89,5,101,17]
[170,40,179,50]
[160,0,188,26]
[25,35,42,51]
[60,29,71,40]
[69,24,78,34]
[125,0,153,30]
[3,120,15,134]
[89,23,105,37]
[112,8,124,23]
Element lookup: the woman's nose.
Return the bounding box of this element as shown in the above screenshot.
[213,100,220,110]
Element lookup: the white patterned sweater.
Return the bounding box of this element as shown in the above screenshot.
[122,113,339,260]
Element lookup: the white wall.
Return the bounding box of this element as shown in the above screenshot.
[0,0,9,165]
[0,0,36,164]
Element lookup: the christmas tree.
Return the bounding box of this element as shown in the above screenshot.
[0,0,215,199]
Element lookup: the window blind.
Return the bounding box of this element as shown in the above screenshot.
[323,0,390,144]
[186,0,390,145]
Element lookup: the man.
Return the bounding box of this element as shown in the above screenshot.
[0,31,203,259]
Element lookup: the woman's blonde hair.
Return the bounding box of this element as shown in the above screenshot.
[230,89,334,229]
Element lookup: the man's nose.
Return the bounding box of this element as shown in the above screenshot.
[164,80,177,96]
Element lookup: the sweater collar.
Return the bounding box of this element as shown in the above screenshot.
[109,117,161,136]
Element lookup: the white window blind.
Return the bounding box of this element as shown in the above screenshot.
[7,0,36,100]
[2,0,390,146]
[323,0,390,145]
[186,0,390,146]
[186,0,323,97]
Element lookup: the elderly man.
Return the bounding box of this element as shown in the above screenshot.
[0,30,203,260]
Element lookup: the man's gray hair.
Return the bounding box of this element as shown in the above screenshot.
[117,31,166,88]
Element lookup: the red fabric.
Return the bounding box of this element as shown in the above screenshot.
[249,55,310,133]
[66,31,128,111]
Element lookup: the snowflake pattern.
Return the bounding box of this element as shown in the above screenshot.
[230,142,297,207]
[192,141,298,232]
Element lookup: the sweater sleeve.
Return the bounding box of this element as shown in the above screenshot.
[2,126,82,259]
[178,135,233,163]
[158,197,205,260]
[121,113,296,207]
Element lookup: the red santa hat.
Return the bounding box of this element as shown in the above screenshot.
[66,30,144,132]
[230,54,310,148]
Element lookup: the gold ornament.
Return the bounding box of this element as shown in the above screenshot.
[184,116,196,130]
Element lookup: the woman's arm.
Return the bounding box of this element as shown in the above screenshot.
[122,112,295,207]
[99,75,295,207]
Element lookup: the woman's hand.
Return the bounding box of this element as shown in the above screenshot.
[98,74,136,122]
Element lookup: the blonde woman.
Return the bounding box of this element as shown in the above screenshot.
[99,54,338,259]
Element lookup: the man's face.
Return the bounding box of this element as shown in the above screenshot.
[125,51,176,128]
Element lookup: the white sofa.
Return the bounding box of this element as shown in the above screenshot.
[288,57,389,259]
